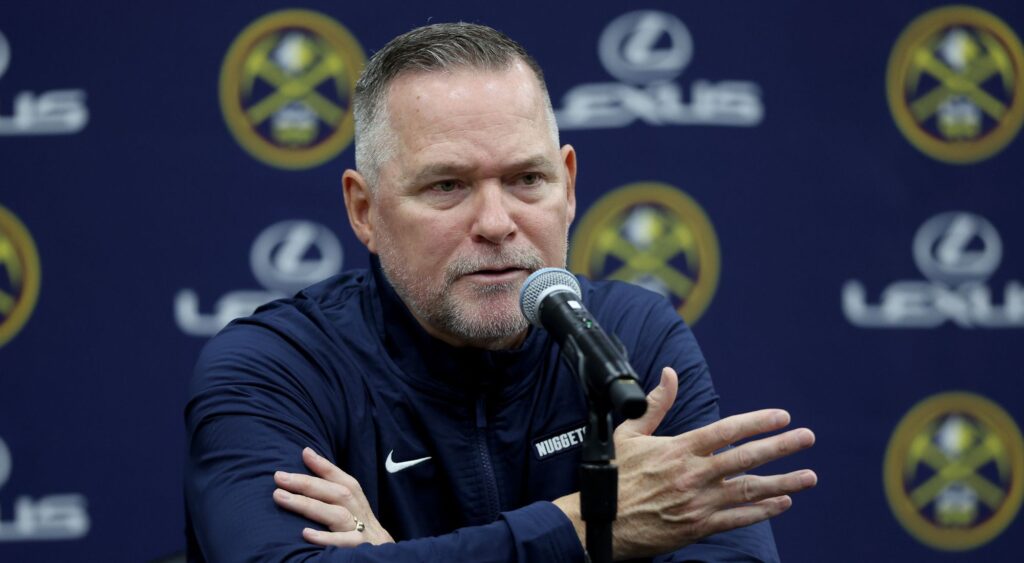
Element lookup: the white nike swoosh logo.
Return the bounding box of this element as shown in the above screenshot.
[385,450,431,474]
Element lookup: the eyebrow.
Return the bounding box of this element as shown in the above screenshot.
[407,155,557,187]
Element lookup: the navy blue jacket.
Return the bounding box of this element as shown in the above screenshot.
[184,261,779,562]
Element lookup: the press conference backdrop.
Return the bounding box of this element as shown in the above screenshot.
[2,1,1022,561]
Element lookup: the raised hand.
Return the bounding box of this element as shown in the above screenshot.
[273,447,395,547]
[555,367,817,560]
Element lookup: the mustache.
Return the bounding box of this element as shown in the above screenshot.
[446,247,546,281]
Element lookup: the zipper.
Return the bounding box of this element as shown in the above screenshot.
[475,395,501,521]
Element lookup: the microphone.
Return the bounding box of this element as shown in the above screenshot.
[519,268,648,419]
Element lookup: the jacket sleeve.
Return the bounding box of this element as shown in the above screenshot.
[605,286,781,563]
[185,317,585,563]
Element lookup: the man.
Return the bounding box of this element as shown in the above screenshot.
[185,22,816,562]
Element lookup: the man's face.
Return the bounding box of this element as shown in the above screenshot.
[364,61,576,349]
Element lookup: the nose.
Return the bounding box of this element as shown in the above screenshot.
[470,183,516,244]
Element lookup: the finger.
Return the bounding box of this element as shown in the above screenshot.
[273,488,354,531]
[300,448,386,535]
[302,527,367,547]
[616,367,678,438]
[684,410,792,455]
[720,470,817,505]
[711,428,815,476]
[303,447,363,493]
[703,495,793,535]
[275,471,351,506]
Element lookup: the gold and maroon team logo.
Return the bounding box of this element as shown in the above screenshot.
[887,6,1024,163]
[220,10,366,169]
[569,182,720,326]
[0,203,41,347]
[884,392,1024,551]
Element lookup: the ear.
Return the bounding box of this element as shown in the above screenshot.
[342,169,377,253]
[561,144,577,224]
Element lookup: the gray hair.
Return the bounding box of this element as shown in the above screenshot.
[353,22,560,190]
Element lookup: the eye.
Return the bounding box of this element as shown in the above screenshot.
[518,173,543,186]
[432,180,461,193]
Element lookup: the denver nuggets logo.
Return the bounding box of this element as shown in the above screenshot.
[220,10,365,169]
[887,6,1024,163]
[884,392,1024,551]
[569,183,719,325]
[0,204,41,347]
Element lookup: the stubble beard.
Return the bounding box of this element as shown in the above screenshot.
[376,234,549,348]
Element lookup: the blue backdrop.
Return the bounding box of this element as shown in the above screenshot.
[2,1,1022,561]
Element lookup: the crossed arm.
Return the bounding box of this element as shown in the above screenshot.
[273,367,817,560]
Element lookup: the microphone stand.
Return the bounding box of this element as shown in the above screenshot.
[575,353,618,563]
[523,272,647,562]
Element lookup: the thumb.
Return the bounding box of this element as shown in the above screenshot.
[616,367,679,438]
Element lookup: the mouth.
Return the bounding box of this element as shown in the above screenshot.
[460,267,529,283]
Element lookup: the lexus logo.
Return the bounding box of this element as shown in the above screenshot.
[0,437,11,490]
[250,220,344,294]
[912,212,1002,285]
[0,31,9,80]
[598,10,693,84]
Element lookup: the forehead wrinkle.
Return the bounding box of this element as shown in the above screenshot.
[388,70,546,128]
[412,107,543,138]
[403,113,551,163]
[381,65,557,190]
